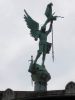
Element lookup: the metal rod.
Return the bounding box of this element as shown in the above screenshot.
[52,24,54,62]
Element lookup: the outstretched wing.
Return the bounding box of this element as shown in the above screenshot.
[24,9,40,39]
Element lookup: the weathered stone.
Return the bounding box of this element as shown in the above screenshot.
[0,82,75,100]
[34,81,47,91]
[65,81,75,95]
[2,88,15,100]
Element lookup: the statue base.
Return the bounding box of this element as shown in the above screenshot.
[34,81,47,91]
[28,62,51,91]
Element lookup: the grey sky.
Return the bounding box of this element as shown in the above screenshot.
[0,0,75,91]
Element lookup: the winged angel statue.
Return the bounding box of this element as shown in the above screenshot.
[24,3,56,66]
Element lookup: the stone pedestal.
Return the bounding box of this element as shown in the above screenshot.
[28,62,51,91]
[34,81,47,91]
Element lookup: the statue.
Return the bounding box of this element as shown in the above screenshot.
[43,2,64,27]
[24,10,54,66]
[24,2,63,91]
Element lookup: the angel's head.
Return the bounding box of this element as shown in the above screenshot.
[41,26,46,32]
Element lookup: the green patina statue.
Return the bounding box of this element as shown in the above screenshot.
[24,2,63,66]
[24,2,63,91]
[24,2,56,66]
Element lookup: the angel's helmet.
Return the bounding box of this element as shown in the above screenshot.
[41,26,46,32]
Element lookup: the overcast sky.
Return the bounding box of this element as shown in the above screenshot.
[0,0,75,91]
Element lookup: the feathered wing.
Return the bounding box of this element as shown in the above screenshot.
[24,9,40,39]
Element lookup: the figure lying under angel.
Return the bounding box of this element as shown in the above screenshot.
[24,9,53,66]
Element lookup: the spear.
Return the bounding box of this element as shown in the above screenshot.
[52,23,54,62]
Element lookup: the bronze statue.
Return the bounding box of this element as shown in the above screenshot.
[24,2,64,91]
[43,2,64,27]
[24,9,53,66]
[24,2,64,66]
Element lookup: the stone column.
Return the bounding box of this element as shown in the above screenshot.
[34,81,47,91]
[29,62,51,92]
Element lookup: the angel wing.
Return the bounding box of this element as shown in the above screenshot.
[24,9,40,40]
